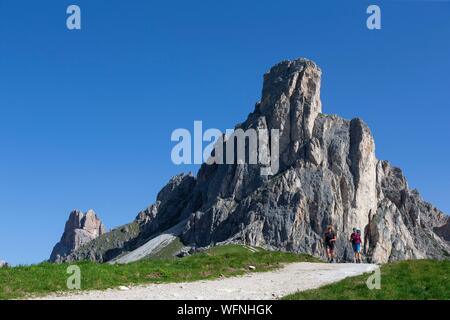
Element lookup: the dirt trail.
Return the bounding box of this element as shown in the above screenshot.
[34,262,377,300]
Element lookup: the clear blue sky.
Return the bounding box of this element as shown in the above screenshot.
[0,0,449,265]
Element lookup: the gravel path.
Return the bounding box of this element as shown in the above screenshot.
[35,263,377,300]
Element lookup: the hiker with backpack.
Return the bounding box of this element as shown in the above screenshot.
[350,227,362,263]
[324,226,337,263]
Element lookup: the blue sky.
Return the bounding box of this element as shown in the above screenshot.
[0,0,449,265]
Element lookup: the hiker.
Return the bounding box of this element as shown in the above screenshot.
[350,227,362,263]
[324,226,337,263]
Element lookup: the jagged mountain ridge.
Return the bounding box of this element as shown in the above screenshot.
[52,58,450,263]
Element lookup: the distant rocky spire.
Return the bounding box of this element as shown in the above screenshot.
[49,209,106,262]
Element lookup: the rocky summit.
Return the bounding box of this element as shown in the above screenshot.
[53,58,450,264]
[50,209,106,262]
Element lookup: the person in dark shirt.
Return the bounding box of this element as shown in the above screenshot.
[324,226,337,263]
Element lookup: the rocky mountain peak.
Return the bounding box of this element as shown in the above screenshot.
[50,209,106,262]
[261,58,321,113]
[53,58,450,264]
[239,58,324,173]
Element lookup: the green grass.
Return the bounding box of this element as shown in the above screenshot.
[284,260,450,300]
[0,245,319,300]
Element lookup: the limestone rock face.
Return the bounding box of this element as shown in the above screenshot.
[179,59,383,262]
[58,58,450,263]
[366,161,450,262]
[50,209,106,262]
